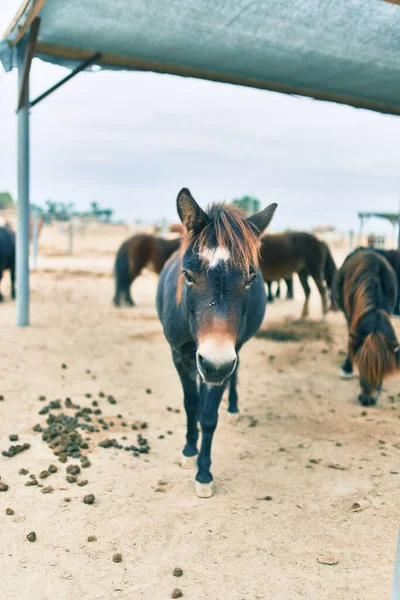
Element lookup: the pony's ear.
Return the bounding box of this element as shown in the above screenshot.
[176,188,209,235]
[246,203,278,236]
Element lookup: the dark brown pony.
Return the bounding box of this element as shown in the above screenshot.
[113,234,181,306]
[355,247,400,316]
[259,232,337,319]
[334,249,400,406]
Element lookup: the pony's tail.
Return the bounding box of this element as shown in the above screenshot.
[324,244,337,290]
[113,242,131,306]
[352,309,399,386]
[323,243,338,309]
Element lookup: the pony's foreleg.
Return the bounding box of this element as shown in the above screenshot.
[275,281,281,299]
[298,269,310,319]
[10,264,16,300]
[267,281,274,303]
[196,384,225,498]
[286,277,294,300]
[173,351,200,469]
[227,361,240,424]
[0,271,4,302]
[341,333,354,378]
[341,354,354,379]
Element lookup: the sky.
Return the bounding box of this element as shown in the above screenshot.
[1,3,400,234]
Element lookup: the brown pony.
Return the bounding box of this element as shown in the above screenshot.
[334,249,400,406]
[355,247,400,316]
[113,234,181,306]
[259,232,337,319]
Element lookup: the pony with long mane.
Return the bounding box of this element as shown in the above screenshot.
[157,188,277,497]
[113,233,181,306]
[334,249,400,406]
[259,232,337,319]
[355,247,400,316]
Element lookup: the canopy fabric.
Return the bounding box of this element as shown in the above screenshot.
[358,212,400,226]
[2,0,400,115]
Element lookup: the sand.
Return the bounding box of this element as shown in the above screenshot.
[0,244,399,600]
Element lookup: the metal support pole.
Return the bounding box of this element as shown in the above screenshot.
[30,52,101,108]
[392,526,400,600]
[32,211,39,270]
[16,41,31,326]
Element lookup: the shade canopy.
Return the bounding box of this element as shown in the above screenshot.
[2,0,400,115]
[358,212,400,227]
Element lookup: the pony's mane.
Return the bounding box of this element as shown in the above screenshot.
[343,252,398,385]
[176,203,260,304]
[196,203,260,271]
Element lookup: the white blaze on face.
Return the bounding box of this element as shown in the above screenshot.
[199,246,230,268]
[197,337,237,367]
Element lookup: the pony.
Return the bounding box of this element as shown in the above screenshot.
[266,277,294,303]
[259,233,337,319]
[334,249,400,406]
[113,234,181,306]
[0,224,16,302]
[157,188,277,497]
[354,247,400,316]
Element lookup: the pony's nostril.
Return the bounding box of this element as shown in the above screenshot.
[197,353,236,384]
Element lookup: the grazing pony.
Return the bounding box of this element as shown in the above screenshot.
[259,233,337,319]
[355,247,400,316]
[0,224,16,302]
[113,234,181,306]
[157,188,277,497]
[334,250,400,406]
[266,277,294,302]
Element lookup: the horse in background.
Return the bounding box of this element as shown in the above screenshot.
[355,247,400,316]
[0,224,16,302]
[334,249,399,406]
[157,188,277,497]
[259,232,337,319]
[113,233,181,306]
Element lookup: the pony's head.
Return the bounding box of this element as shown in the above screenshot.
[176,188,277,386]
[349,305,400,406]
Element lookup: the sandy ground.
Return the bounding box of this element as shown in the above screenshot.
[0,247,399,600]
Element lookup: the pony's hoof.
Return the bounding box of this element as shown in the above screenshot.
[181,453,197,469]
[341,370,353,379]
[195,480,215,498]
[227,411,241,424]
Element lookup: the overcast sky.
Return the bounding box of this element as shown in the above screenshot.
[1,3,400,234]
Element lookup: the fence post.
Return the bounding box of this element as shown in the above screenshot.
[68,220,73,256]
[349,230,354,252]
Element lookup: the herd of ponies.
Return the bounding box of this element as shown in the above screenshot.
[112,189,400,496]
[0,191,400,496]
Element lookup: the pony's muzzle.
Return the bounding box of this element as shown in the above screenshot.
[197,353,237,385]
[358,391,380,407]
[196,340,237,386]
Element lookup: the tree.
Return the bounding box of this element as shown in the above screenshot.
[231,195,261,216]
[0,192,15,209]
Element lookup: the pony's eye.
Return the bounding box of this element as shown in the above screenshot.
[245,272,256,289]
[182,270,195,286]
